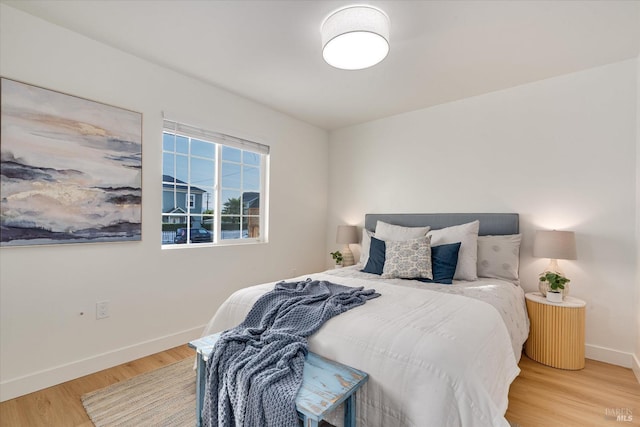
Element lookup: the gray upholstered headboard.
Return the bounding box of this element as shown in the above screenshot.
[364,213,519,236]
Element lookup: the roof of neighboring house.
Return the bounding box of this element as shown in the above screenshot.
[166,207,187,214]
[243,192,259,209]
[162,175,205,194]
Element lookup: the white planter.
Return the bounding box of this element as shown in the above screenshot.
[546,291,563,303]
[334,264,343,269]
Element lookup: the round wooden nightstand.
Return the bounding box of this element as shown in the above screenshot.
[524,292,586,370]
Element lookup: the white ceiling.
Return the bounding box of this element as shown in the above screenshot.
[4,0,639,130]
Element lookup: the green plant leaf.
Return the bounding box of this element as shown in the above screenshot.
[540,271,570,290]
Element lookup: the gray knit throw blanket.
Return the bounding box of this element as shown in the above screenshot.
[201,279,380,427]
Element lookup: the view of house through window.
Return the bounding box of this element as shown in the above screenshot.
[161,120,268,246]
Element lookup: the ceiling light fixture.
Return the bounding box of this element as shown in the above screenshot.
[321,5,390,70]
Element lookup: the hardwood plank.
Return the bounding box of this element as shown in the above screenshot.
[506,355,640,427]
[0,345,195,427]
[1,347,638,427]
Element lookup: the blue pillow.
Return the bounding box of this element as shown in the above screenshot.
[416,242,461,285]
[361,236,386,275]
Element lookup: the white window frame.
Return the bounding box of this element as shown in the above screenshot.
[162,118,269,248]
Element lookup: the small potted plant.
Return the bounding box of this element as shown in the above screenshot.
[539,272,570,303]
[330,250,343,268]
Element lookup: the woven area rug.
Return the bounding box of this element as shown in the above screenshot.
[82,359,196,427]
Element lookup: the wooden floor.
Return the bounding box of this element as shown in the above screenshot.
[506,355,640,427]
[1,348,638,426]
[0,345,195,427]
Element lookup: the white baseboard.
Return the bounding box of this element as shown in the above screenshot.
[0,325,204,402]
[632,354,640,384]
[585,343,635,368]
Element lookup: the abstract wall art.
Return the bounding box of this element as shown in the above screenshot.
[0,78,142,246]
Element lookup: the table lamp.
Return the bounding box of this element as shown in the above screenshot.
[533,230,577,296]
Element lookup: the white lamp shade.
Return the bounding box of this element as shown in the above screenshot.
[533,230,577,260]
[321,5,390,70]
[336,225,358,244]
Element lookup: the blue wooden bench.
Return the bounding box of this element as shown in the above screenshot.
[189,333,368,427]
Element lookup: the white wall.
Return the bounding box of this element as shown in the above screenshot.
[635,53,640,382]
[327,59,638,368]
[0,5,329,401]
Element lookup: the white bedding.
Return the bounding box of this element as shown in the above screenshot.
[202,268,529,427]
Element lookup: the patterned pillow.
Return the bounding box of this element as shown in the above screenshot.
[382,236,433,279]
[477,234,521,283]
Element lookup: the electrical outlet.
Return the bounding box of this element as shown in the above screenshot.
[96,301,110,319]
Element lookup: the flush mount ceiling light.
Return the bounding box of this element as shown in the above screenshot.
[321,5,390,70]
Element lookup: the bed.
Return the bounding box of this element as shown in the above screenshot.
[202,213,530,427]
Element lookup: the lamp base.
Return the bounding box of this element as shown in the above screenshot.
[545,259,564,276]
[342,245,355,267]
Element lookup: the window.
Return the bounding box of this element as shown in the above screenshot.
[162,119,269,246]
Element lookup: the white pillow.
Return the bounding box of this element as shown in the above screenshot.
[359,229,374,265]
[381,236,433,279]
[477,234,521,283]
[428,220,480,281]
[375,221,430,242]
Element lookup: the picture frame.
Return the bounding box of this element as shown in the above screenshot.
[0,78,142,246]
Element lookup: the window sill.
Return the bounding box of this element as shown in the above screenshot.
[161,239,267,249]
